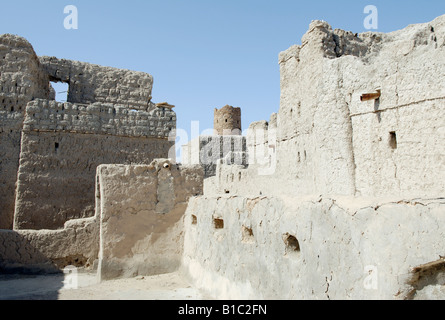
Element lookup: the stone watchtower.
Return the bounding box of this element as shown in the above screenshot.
[214,105,242,136]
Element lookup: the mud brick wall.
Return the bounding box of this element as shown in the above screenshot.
[13,100,175,230]
[39,56,154,110]
[0,34,51,229]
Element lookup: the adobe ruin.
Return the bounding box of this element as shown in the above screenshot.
[0,34,176,230]
[182,105,247,178]
[1,14,445,300]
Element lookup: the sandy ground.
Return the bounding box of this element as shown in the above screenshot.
[0,271,210,300]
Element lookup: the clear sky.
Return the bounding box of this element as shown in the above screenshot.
[1,0,444,145]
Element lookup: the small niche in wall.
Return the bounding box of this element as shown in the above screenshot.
[213,217,224,229]
[191,214,198,225]
[242,226,254,243]
[283,233,300,255]
[389,131,398,150]
[55,142,60,153]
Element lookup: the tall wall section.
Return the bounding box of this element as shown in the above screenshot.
[276,16,445,198]
[344,19,445,198]
[276,21,382,196]
[0,34,51,229]
[206,15,445,199]
[14,100,176,230]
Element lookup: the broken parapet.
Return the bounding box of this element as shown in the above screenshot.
[39,56,154,110]
[0,34,52,108]
[275,14,445,198]
[22,99,176,139]
[97,160,204,281]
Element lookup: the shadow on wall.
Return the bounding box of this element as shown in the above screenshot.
[0,230,64,300]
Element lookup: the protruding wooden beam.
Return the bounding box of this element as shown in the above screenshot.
[360,90,381,102]
[156,102,175,109]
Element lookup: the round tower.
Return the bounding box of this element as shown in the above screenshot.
[214,105,242,136]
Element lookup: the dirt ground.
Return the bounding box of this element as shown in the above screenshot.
[0,270,210,300]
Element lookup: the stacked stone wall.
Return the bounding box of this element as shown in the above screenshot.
[23,99,176,139]
[39,56,154,110]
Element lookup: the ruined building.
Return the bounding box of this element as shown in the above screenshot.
[1,15,445,300]
[183,15,445,299]
[0,34,176,230]
[182,105,247,178]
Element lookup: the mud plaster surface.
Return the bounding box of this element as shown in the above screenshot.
[0,271,210,300]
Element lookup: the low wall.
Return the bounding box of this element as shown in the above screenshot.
[1,160,204,278]
[97,160,203,281]
[0,217,99,274]
[182,195,445,300]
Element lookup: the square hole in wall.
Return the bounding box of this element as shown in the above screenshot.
[50,81,69,103]
[213,217,224,229]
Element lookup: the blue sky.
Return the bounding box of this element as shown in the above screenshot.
[1,0,444,144]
